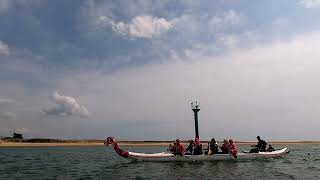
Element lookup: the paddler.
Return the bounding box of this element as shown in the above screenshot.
[168,143,176,153]
[193,138,203,155]
[220,139,230,154]
[267,144,275,152]
[185,139,194,155]
[250,136,267,153]
[175,139,185,155]
[229,139,238,159]
[208,137,219,155]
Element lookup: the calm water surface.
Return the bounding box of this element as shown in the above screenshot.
[0,144,320,179]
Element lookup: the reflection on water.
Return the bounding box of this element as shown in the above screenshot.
[0,144,320,179]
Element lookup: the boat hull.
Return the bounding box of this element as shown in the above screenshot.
[125,148,288,162]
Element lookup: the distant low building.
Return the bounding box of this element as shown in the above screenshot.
[13,133,23,139]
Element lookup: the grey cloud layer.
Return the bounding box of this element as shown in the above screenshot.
[0,112,16,119]
[49,31,320,140]
[1,31,320,140]
[1,0,320,140]
[0,98,15,104]
[300,0,320,8]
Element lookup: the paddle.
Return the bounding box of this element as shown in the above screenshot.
[229,151,237,159]
[184,142,190,149]
[207,142,212,155]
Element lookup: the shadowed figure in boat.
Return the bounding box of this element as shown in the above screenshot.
[208,137,219,155]
[267,144,275,152]
[168,143,176,153]
[220,139,230,154]
[250,136,268,153]
[193,138,203,155]
[185,139,194,155]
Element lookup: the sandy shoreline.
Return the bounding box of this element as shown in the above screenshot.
[1,141,320,147]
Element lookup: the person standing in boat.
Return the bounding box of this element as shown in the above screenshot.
[220,139,230,154]
[193,138,203,155]
[175,139,185,155]
[250,136,267,153]
[229,139,238,159]
[208,137,219,155]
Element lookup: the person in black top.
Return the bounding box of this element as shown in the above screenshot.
[208,137,219,155]
[168,143,176,153]
[267,144,275,152]
[185,139,194,155]
[220,139,230,154]
[193,138,203,155]
[250,136,267,153]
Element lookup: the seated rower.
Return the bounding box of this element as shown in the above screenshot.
[168,143,176,153]
[208,137,219,155]
[250,136,267,153]
[185,139,194,155]
[193,138,203,155]
[174,139,185,155]
[229,139,238,159]
[267,144,275,152]
[220,139,230,154]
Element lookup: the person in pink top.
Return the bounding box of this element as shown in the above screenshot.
[229,139,238,159]
[175,139,185,155]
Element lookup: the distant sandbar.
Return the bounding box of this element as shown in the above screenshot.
[1,140,320,147]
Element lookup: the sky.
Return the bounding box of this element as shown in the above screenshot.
[1,0,320,141]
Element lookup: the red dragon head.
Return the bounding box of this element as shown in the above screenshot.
[104,137,115,146]
[104,136,129,158]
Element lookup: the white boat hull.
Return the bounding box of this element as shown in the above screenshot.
[108,147,289,162]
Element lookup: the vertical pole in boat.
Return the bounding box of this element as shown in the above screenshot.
[191,101,200,139]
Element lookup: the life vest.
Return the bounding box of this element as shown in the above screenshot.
[176,143,185,155]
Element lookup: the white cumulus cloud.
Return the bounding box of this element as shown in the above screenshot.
[43,92,89,117]
[0,41,10,56]
[100,15,173,38]
[300,0,320,8]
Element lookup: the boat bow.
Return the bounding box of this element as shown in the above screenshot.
[104,137,129,158]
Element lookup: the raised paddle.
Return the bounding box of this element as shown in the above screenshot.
[207,142,212,155]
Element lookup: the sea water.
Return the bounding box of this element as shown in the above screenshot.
[0,144,320,179]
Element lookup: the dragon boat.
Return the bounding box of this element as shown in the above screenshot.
[105,102,289,162]
[104,137,289,162]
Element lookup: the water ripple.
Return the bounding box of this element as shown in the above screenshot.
[0,145,320,179]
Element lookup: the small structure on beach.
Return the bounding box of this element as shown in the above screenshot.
[13,132,23,139]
